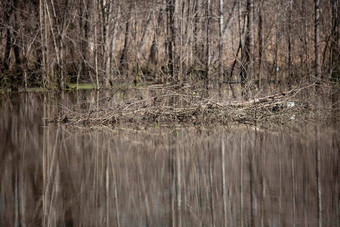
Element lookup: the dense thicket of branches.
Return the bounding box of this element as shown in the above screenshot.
[0,0,339,92]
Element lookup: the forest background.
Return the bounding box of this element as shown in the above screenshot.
[0,0,339,95]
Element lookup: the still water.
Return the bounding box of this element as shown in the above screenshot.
[0,91,339,226]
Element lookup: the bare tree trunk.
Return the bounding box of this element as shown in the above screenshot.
[287,0,293,88]
[44,0,68,90]
[120,2,133,77]
[211,0,237,69]
[39,0,48,87]
[222,0,237,40]
[94,0,99,89]
[218,0,224,94]
[134,1,139,85]
[2,0,19,74]
[299,0,308,80]
[241,0,253,98]
[330,0,339,84]
[104,0,116,88]
[314,0,320,90]
[177,0,183,82]
[205,0,210,91]
[3,16,12,72]
[166,0,176,82]
[257,0,263,89]
[274,3,279,87]
[77,0,90,87]
[193,0,200,68]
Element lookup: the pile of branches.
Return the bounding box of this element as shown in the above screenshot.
[51,84,322,129]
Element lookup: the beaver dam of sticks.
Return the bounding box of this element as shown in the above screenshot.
[50,84,338,129]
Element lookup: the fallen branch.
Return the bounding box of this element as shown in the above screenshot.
[49,84,326,128]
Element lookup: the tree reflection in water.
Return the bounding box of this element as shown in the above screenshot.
[0,92,339,226]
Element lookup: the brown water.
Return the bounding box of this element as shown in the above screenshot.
[0,92,339,226]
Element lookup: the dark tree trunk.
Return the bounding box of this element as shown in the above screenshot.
[166,0,175,81]
[3,0,13,71]
[257,0,263,89]
[241,0,253,98]
[330,0,339,83]
[193,0,199,66]
[120,2,133,75]
[288,0,293,87]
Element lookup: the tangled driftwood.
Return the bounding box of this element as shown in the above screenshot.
[50,84,326,129]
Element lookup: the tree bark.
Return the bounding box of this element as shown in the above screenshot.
[3,0,13,71]
[120,2,133,76]
[288,0,293,88]
[166,0,176,81]
[218,0,224,94]
[315,0,320,90]
[241,0,253,98]
[205,0,211,91]
[330,0,339,83]
[257,0,263,89]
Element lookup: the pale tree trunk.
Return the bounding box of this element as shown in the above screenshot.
[218,0,224,93]
[139,10,153,54]
[135,4,153,84]
[184,0,191,80]
[211,0,237,68]
[177,0,183,82]
[39,0,47,87]
[44,0,61,89]
[171,0,177,82]
[94,0,99,89]
[205,0,211,91]
[77,0,91,88]
[314,0,320,90]
[222,1,237,40]
[134,1,139,85]
[104,0,117,88]
[274,2,280,87]
[45,0,74,90]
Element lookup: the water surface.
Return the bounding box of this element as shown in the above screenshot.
[0,92,339,226]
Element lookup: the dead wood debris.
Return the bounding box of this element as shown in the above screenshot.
[49,85,330,129]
